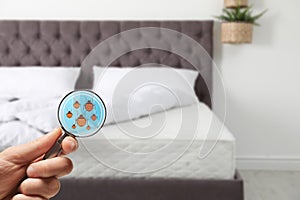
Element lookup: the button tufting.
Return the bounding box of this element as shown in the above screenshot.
[176,32,182,39]
[66,47,72,55]
[196,32,202,38]
[55,33,61,40]
[26,47,31,54]
[0,21,212,107]
[5,48,10,55]
[85,48,90,55]
[96,33,101,40]
[46,48,51,54]
[15,33,20,39]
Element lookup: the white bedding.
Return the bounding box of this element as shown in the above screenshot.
[0,121,43,150]
[0,67,235,180]
[67,102,236,180]
[0,95,61,150]
[0,100,236,179]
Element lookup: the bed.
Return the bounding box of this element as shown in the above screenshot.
[0,20,243,200]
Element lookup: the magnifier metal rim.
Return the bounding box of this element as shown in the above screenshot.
[57,89,107,138]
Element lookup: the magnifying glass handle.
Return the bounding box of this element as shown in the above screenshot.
[43,131,69,160]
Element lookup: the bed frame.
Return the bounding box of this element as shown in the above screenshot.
[0,20,243,200]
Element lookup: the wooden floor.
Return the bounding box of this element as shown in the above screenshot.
[240,170,300,200]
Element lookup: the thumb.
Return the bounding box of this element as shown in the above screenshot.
[2,128,62,164]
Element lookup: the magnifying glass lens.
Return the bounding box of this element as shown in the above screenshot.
[58,90,106,137]
[43,90,106,160]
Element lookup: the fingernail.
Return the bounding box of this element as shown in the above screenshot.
[53,127,60,132]
[51,127,62,136]
[68,139,76,150]
[27,166,35,176]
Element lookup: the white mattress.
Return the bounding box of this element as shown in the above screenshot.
[67,102,236,180]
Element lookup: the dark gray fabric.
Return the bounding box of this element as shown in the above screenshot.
[0,21,213,107]
[53,172,244,200]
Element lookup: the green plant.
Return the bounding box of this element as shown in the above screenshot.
[215,6,267,25]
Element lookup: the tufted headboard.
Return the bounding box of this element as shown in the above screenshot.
[0,20,213,107]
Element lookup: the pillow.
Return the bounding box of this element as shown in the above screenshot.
[0,67,80,98]
[93,66,199,124]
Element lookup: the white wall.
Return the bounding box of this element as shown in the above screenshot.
[215,0,300,170]
[1,0,299,170]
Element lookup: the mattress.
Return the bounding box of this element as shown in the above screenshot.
[66,102,235,180]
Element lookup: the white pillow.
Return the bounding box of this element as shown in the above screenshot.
[93,66,199,124]
[0,67,80,98]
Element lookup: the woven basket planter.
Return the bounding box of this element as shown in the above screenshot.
[224,0,248,8]
[221,22,253,44]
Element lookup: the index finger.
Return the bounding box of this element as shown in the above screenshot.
[2,128,62,164]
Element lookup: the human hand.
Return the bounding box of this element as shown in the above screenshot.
[0,128,78,200]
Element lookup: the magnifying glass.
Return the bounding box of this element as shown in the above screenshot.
[43,90,107,159]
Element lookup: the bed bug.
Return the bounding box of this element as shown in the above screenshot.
[77,115,87,127]
[66,111,73,118]
[72,124,76,129]
[86,125,91,130]
[91,114,97,121]
[73,101,80,109]
[85,100,93,111]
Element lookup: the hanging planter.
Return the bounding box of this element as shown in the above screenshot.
[215,6,267,44]
[222,22,252,43]
[224,0,248,8]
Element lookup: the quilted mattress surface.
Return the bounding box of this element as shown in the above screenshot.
[67,102,236,180]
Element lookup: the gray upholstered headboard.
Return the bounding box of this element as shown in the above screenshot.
[0,20,213,107]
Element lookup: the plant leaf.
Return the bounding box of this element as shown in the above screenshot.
[240,7,250,21]
[252,9,268,21]
[223,9,234,21]
[214,6,267,25]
